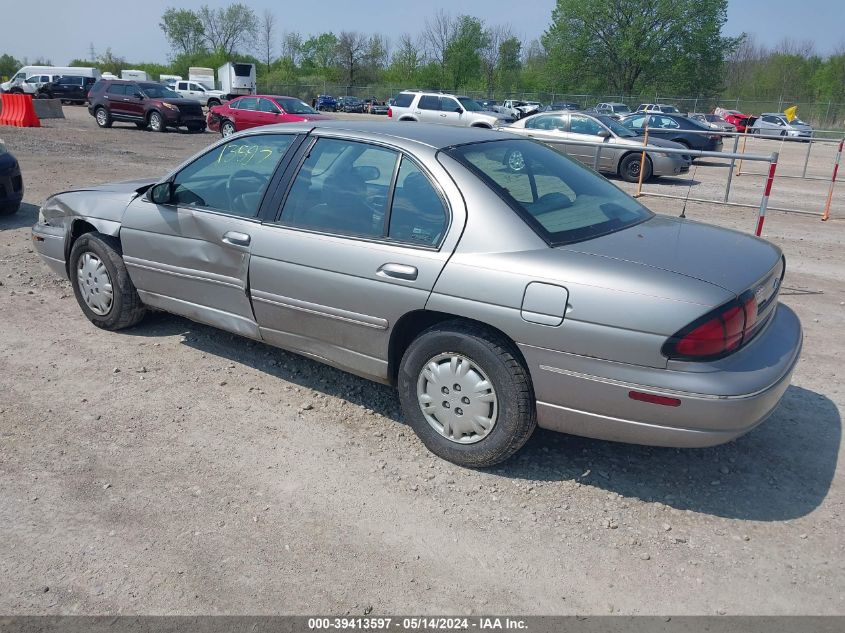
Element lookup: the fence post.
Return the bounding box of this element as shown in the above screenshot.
[724,133,741,203]
[736,128,750,176]
[801,138,813,178]
[756,153,778,236]
[821,139,843,222]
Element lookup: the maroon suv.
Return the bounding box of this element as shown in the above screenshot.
[87,79,206,133]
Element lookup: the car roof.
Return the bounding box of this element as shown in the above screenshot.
[253,120,514,150]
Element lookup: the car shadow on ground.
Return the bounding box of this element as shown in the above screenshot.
[128,311,840,523]
[0,202,38,230]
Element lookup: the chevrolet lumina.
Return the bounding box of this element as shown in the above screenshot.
[31,122,802,467]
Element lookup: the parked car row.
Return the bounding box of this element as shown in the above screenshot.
[312,94,390,114]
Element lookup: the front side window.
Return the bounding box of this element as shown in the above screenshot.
[258,98,281,114]
[624,115,648,130]
[569,115,603,135]
[441,97,462,112]
[170,135,295,218]
[449,140,651,245]
[138,83,179,98]
[280,138,399,238]
[650,115,680,129]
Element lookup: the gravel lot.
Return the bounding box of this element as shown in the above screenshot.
[1,106,843,615]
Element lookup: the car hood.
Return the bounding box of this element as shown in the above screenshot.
[559,214,782,296]
[160,98,205,107]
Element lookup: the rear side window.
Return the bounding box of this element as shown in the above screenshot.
[419,95,440,110]
[389,159,448,246]
[107,84,126,96]
[525,115,566,131]
[236,97,258,111]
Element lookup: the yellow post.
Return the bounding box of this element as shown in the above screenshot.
[635,126,649,197]
[821,138,843,221]
[736,126,750,176]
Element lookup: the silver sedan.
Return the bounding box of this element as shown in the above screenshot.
[501,111,691,182]
[31,121,802,467]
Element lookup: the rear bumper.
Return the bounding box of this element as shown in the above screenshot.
[651,154,690,177]
[520,303,803,447]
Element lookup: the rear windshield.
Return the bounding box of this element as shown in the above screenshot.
[394,93,414,107]
[448,140,652,245]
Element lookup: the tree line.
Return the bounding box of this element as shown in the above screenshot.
[1,0,843,106]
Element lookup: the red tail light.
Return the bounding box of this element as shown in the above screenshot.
[387,107,393,118]
[663,292,759,360]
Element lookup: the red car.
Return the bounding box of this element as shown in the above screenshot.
[721,111,757,133]
[207,95,331,136]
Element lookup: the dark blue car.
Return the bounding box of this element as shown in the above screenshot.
[0,141,23,215]
[315,94,337,112]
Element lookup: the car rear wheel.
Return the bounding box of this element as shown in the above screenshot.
[619,152,653,183]
[69,233,146,331]
[94,107,112,128]
[0,202,20,216]
[221,120,236,137]
[398,321,536,468]
[149,111,166,133]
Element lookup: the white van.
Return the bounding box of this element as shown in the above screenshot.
[1,66,100,92]
[120,69,149,81]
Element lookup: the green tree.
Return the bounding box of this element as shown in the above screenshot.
[543,0,733,95]
[160,8,206,57]
[197,3,258,57]
[444,15,489,90]
[0,53,22,79]
[496,37,522,94]
[301,33,339,78]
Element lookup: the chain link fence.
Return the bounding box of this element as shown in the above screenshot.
[261,82,845,129]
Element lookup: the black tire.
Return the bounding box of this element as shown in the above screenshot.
[398,321,536,468]
[0,202,20,216]
[207,99,221,108]
[187,123,206,133]
[619,152,653,183]
[69,233,146,331]
[148,110,167,133]
[94,106,112,128]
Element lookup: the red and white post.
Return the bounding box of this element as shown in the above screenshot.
[821,138,843,222]
[755,152,778,236]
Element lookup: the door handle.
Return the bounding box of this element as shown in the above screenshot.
[377,263,418,281]
[222,231,251,247]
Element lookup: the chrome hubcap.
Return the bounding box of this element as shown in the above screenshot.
[96,109,106,125]
[222,123,234,136]
[76,252,113,316]
[151,113,161,130]
[416,353,498,444]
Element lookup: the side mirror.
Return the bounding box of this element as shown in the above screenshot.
[134,92,144,99]
[148,182,173,205]
[597,129,611,138]
[455,107,464,113]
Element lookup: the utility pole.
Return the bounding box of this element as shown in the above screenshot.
[89,42,97,62]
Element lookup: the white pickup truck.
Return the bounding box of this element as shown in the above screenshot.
[172,80,227,107]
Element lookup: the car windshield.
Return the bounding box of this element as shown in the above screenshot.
[595,115,636,137]
[139,83,180,98]
[278,98,318,114]
[612,105,630,113]
[448,140,652,245]
[458,97,483,111]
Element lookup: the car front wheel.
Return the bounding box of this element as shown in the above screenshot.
[149,111,166,133]
[69,233,146,330]
[619,152,653,183]
[398,321,536,468]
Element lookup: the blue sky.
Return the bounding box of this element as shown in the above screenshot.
[3,0,842,65]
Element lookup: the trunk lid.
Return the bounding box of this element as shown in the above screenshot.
[560,214,783,296]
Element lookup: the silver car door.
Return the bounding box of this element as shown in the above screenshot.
[566,114,610,170]
[249,136,463,382]
[120,133,298,338]
[416,95,441,123]
[439,96,463,126]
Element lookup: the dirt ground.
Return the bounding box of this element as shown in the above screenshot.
[1,107,844,616]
